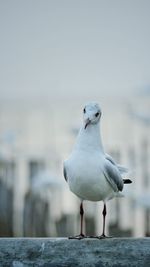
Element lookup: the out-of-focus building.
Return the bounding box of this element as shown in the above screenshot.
[0,91,149,237]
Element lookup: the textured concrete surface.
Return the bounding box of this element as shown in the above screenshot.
[0,238,150,267]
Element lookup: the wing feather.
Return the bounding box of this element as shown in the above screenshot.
[103,159,124,192]
[63,164,68,182]
[105,154,129,175]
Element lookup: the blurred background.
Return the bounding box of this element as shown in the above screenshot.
[0,0,150,237]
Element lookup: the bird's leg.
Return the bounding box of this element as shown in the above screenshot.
[97,202,112,239]
[69,201,86,240]
[101,202,107,238]
[80,201,86,237]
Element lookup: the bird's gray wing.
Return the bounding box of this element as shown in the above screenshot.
[105,154,116,165]
[105,154,128,175]
[63,163,68,182]
[103,158,124,192]
[117,164,129,175]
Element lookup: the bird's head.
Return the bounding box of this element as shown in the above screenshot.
[83,102,102,129]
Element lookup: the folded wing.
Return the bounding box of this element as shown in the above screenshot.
[105,154,129,175]
[103,157,124,192]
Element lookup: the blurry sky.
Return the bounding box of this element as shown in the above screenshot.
[0,0,150,106]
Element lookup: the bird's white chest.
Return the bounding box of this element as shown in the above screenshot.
[65,151,113,201]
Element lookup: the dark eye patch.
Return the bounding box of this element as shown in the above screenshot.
[95,112,100,117]
[83,108,86,113]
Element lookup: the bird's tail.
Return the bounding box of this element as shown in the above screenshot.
[123,179,132,184]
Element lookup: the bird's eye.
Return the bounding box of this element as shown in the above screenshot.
[95,112,100,117]
[83,108,86,113]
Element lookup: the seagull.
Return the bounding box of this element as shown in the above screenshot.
[63,102,132,239]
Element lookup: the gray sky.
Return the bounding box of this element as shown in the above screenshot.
[0,0,150,105]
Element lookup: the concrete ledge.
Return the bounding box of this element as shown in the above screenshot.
[0,238,150,267]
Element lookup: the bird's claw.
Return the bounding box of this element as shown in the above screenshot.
[96,234,112,239]
[68,234,87,240]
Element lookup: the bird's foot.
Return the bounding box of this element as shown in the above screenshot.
[96,234,112,239]
[68,234,87,240]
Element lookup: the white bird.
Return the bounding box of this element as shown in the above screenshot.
[63,102,132,239]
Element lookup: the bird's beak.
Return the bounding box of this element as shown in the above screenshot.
[84,118,91,129]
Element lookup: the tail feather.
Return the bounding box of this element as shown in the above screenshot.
[123,179,132,184]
